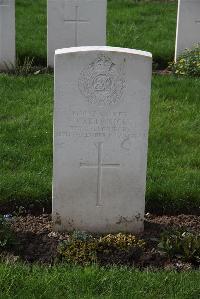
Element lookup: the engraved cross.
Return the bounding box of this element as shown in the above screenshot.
[64,5,89,46]
[80,142,120,207]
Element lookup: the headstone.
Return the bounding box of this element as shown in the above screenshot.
[53,46,152,233]
[47,0,107,67]
[0,0,15,70]
[175,0,200,61]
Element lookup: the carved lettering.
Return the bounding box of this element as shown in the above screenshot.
[56,110,135,140]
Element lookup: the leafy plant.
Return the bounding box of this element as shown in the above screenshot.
[98,233,145,251]
[58,238,97,265]
[158,229,200,264]
[58,232,145,265]
[170,44,200,77]
[0,215,15,249]
[71,230,93,242]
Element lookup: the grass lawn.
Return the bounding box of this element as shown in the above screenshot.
[16,0,177,68]
[0,264,199,299]
[0,74,200,214]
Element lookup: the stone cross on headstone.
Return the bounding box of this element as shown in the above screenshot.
[47,0,107,68]
[53,46,152,233]
[0,0,15,70]
[175,0,200,61]
[64,5,89,46]
[80,142,120,207]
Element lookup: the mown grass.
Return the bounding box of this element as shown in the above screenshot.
[16,0,47,66]
[0,74,199,214]
[0,74,53,210]
[16,0,177,68]
[107,0,177,68]
[148,75,200,214]
[0,263,199,299]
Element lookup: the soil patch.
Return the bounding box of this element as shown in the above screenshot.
[1,214,199,270]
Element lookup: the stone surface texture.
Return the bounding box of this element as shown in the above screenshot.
[0,0,15,70]
[47,0,107,67]
[53,46,152,233]
[175,0,200,60]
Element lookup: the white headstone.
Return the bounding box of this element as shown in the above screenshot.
[175,0,200,61]
[53,46,152,233]
[47,0,107,67]
[0,0,15,70]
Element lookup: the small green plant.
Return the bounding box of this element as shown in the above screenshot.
[58,232,145,265]
[0,215,15,249]
[158,229,200,264]
[57,234,97,265]
[98,233,145,251]
[170,44,200,77]
[71,230,93,242]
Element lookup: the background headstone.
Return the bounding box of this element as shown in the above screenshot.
[175,0,200,61]
[47,0,107,67]
[53,46,152,233]
[0,0,15,70]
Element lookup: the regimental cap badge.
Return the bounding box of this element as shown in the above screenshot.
[78,54,126,106]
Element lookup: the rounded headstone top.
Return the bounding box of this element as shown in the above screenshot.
[55,46,152,59]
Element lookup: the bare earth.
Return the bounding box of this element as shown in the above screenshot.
[1,213,198,270]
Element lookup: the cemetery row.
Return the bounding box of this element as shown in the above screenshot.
[1,0,200,70]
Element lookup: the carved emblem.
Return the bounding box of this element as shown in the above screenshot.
[78,55,125,106]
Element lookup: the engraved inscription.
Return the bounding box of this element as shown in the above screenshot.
[64,5,89,46]
[78,55,126,106]
[80,142,120,207]
[57,110,135,140]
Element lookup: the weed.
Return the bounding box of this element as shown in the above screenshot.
[0,215,15,249]
[170,44,200,77]
[158,229,200,264]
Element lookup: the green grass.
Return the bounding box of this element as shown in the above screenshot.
[0,74,53,210]
[0,74,200,214]
[16,0,177,68]
[16,0,47,66]
[147,75,200,214]
[107,0,177,68]
[0,263,199,299]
